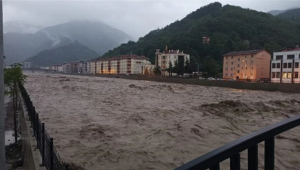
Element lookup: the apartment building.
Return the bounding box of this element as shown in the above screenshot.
[22,62,31,69]
[223,49,271,81]
[271,47,300,83]
[88,55,151,75]
[155,48,190,76]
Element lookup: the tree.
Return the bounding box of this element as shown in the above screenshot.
[201,56,220,78]
[4,65,27,143]
[173,60,178,76]
[153,66,161,76]
[184,59,192,74]
[167,61,173,77]
[144,68,149,76]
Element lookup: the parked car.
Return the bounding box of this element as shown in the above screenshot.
[207,77,216,81]
[198,77,205,80]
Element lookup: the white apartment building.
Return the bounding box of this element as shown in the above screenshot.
[271,47,300,83]
[155,48,190,76]
[22,62,31,69]
[89,55,151,75]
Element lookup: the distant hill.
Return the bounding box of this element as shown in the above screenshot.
[102,2,300,71]
[268,9,289,16]
[4,20,43,34]
[4,20,133,65]
[277,8,300,22]
[25,41,99,67]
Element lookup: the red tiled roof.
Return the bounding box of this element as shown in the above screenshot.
[97,55,147,61]
[279,47,300,52]
[223,49,266,56]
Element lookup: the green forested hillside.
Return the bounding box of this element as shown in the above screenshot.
[277,8,300,22]
[102,2,300,72]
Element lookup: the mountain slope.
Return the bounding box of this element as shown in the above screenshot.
[4,21,43,34]
[25,41,99,67]
[102,2,300,69]
[277,8,300,22]
[4,20,133,65]
[268,9,289,16]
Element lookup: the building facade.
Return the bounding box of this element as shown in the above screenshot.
[22,62,31,69]
[88,55,151,75]
[271,47,300,83]
[223,49,271,81]
[155,48,190,76]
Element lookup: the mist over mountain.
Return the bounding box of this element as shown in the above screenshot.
[4,20,133,65]
[25,41,99,67]
[4,20,43,34]
[268,7,299,16]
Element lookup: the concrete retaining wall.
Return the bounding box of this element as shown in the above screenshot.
[19,92,45,170]
[89,74,300,93]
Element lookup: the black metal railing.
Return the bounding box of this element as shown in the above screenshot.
[19,83,69,170]
[175,115,300,170]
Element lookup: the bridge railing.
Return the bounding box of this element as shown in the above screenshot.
[175,115,300,170]
[19,83,69,170]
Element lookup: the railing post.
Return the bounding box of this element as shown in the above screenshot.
[265,137,275,170]
[230,154,240,170]
[32,106,36,137]
[210,164,220,170]
[248,144,258,170]
[40,123,45,166]
[50,138,54,170]
[36,113,39,149]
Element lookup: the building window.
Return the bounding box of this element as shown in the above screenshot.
[276,63,280,68]
[231,62,233,65]
[294,72,299,79]
[283,63,287,68]
[245,55,247,58]
[237,64,240,67]
[237,70,240,73]
[225,73,228,76]
[251,55,254,58]
[276,55,283,60]
[272,72,275,78]
[272,63,276,68]
[276,72,280,78]
[295,62,299,68]
[283,72,287,78]
[288,63,292,68]
[288,72,292,78]
[238,58,240,61]
[287,55,295,60]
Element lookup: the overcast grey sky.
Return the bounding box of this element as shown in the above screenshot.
[3,0,300,39]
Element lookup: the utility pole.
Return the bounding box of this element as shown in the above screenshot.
[0,0,5,169]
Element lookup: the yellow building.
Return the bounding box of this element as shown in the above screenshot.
[223,49,271,81]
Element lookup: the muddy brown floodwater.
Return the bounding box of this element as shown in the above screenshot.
[24,72,300,170]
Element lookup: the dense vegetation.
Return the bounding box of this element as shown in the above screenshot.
[102,2,300,74]
[25,41,99,67]
[277,8,300,22]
